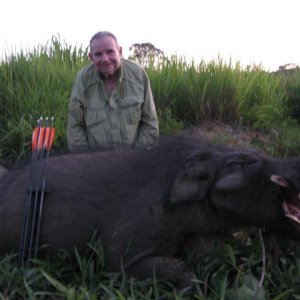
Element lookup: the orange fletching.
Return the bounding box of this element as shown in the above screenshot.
[44,127,56,150]
[32,127,55,151]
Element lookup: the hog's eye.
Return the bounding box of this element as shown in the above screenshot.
[227,160,243,170]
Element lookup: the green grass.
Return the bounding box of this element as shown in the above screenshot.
[147,57,292,130]
[1,235,300,299]
[0,36,88,163]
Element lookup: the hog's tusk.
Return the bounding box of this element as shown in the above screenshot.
[270,175,289,188]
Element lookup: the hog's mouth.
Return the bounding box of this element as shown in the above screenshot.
[282,201,300,225]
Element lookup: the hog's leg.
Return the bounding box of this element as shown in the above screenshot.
[0,165,7,179]
[128,256,196,290]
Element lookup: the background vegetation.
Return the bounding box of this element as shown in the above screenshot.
[1,36,300,163]
[1,37,300,299]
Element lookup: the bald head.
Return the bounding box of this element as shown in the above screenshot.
[89,31,120,48]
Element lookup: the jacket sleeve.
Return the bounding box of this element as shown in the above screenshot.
[136,73,159,148]
[67,75,89,151]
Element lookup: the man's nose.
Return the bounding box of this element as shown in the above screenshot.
[101,53,109,62]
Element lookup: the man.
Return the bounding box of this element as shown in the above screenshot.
[67,31,159,151]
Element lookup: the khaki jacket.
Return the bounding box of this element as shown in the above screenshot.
[67,59,159,151]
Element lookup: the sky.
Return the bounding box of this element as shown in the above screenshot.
[1,0,299,71]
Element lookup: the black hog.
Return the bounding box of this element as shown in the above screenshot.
[0,135,300,289]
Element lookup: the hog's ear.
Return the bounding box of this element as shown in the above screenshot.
[170,172,210,203]
[170,152,216,203]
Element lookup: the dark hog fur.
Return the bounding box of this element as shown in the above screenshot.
[0,135,300,288]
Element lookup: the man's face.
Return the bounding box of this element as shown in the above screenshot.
[89,36,122,78]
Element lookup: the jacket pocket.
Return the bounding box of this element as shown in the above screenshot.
[84,108,107,128]
[118,97,143,124]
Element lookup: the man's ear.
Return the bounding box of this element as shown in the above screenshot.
[88,52,93,61]
[119,46,123,57]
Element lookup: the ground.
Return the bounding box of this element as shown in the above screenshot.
[184,122,272,148]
